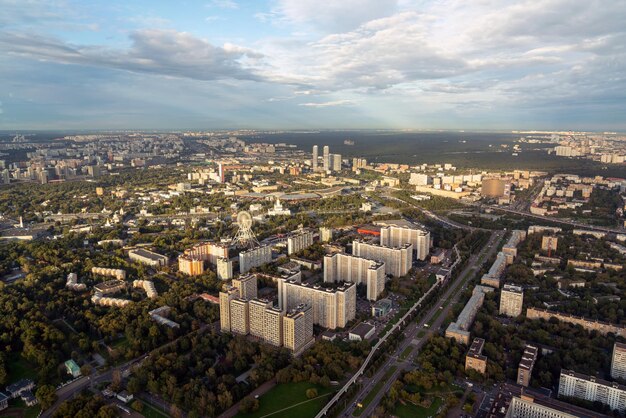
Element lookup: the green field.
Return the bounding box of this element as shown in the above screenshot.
[393,397,443,418]
[353,366,398,417]
[235,382,334,418]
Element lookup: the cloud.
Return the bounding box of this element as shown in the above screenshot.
[0,29,264,81]
[208,0,238,10]
[270,0,398,32]
[299,100,354,107]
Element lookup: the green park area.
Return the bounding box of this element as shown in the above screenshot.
[236,382,334,418]
[393,396,443,418]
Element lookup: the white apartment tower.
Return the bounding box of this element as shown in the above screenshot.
[611,342,626,380]
[283,304,314,355]
[352,240,413,278]
[500,284,524,317]
[312,145,318,171]
[323,253,386,300]
[380,225,431,261]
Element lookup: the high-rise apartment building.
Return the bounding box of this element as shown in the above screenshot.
[230,298,250,335]
[330,153,342,171]
[232,273,258,301]
[380,225,431,261]
[283,304,314,356]
[217,257,233,280]
[319,227,334,242]
[178,255,204,276]
[352,240,413,278]
[312,145,318,171]
[278,279,356,329]
[249,298,272,338]
[219,286,239,332]
[505,396,586,418]
[287,230,314,255]
[323,253,385,301]
[239,245,272,273]
[263,306,284,347]
[611,342,626,380]
[323,145,330,171]
[184,242,229,265]
[517,345,539,387]
[558,369,626,413]
[500,284,524,317]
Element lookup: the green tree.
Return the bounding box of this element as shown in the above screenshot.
[36,384,58,410]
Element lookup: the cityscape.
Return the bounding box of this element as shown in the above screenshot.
[1,2,626,418]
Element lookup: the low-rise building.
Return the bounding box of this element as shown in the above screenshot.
[129,248,169,267]
[349,323,375,341]
[64,359,81,378]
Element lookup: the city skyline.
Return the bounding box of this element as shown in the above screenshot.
[1,0,626,130]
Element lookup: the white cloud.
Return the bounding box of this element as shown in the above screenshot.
[209,0,238,10]
[299,100,354,107]
[0,29,264,81]
[270,0,398,32]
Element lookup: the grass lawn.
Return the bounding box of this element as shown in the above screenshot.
[6,353,38,382]
[399,346,413,360]
[416,330,426,338]
[394,397,443,418]
[352,366,398,417]
[235,382,334,418]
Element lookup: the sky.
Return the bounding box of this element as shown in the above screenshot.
[0,0,625,131]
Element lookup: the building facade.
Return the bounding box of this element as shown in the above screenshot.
[323,252,385,300]
[283,304,314,356]
[611,342,626,380]
[465,338,487,375]
[217,257,233,280]
[380,225,431,261]
[287,230,314,255]
[500,284,524,317]
[239,245,272,274]
[178,255,204,276]
[517,345,539,387]
[558,369,626,414]
[352,240,413,278]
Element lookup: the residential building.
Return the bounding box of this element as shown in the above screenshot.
[249,298,272,338]
[541,235,559,252]
[263,306,284,347]
[500,284,524,317]
[352,240,413,278]
[178,255,204,276]
[319,227,334,242]
[380,225,431,260]
[558,369,626,414]
[232,273,258,300]
[279,279,356,329]
[504,395,601,418]
[330,153,342,171]
[465,338,487,375]
[517,345,539,387]
[446,285,493,344]
[611,342,626,380]
[219,286,239,332]
[184,241,229,265]
[287,229,314,255]
[312,145,318,171]
[323,252,385,300]
[323,145,329,171]
[526,308,626,338]
[129,248,168,267]
[239,245,272,273]
[217,257,233,280]
[283,304,314,356]
[0,391,8,411]
[230,298,250,335]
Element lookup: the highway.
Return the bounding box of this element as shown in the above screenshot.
[477,203,625,234]
[318,230,504,418]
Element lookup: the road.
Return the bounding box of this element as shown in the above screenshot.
[470,203,625,234]
[336,230,504,418]
[41,322,215,418]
